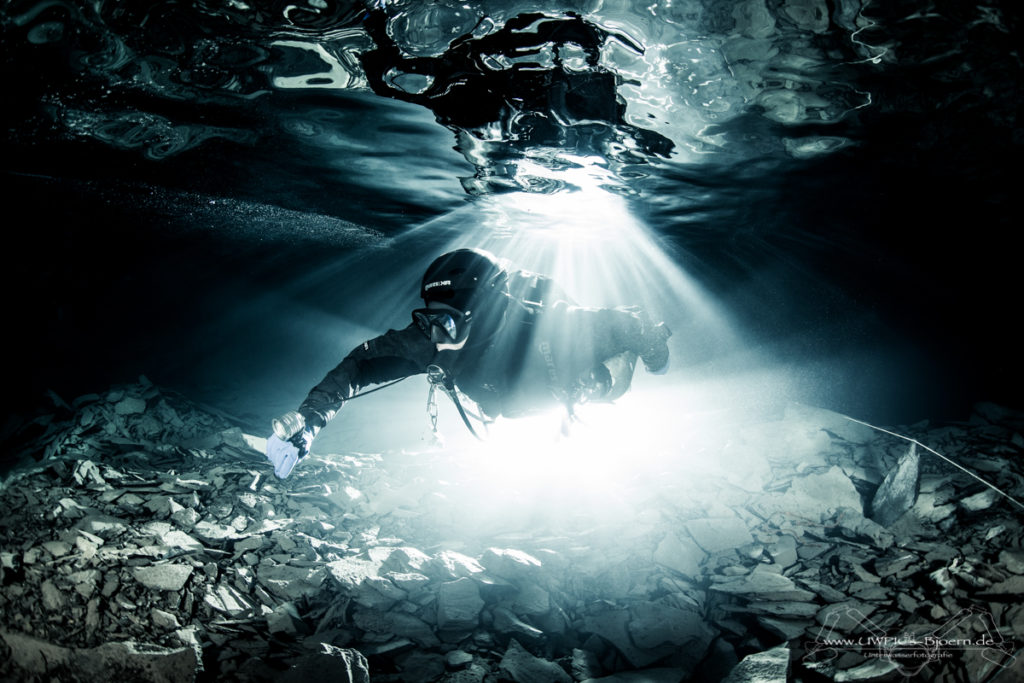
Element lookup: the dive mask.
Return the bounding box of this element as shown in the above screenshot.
[413,303,469,344]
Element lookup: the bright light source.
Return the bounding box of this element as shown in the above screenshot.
[280,173,832,540]
[359,179,755,503]
[450,167,737,345]
[384,362,808,540]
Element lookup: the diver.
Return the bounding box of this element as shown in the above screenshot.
[265,248,671,478]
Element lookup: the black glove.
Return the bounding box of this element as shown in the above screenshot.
[288,428,315,460]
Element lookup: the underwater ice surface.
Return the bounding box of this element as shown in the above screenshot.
[1,0,1020,430]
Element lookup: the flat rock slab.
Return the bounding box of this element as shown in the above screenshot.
[582,608,674,669]
[191,520,240,543]
[979,575,1024,596]
[723,644,790,683]
[776,467,863,520]
[327,556,383,591]
[381,547,432,574]
[685,517,754,554]
[870,443,919,526]
[132,564,193,592]
[76,514,129,539]
[493,606,544,640]
[628,601,715,650]
[758,616,815,641]
[653,532,706,579]
[1001,550,1024,575]
[738,601,820,618]
[353,608,439,647]
[513,582,551,616]
[479,548,543,582]
[767,535,798,568]
[40,580,64,611]
[711,567,815,602]
[499,639,572,683]
[961,488,999,512]
[1,630,197,682]
[158,530,205,552]
[257,563,326,601]
[204,583,254,616]
[831,508,895,549]
[114,396,148,415]
[279,644,370,683]
[437,577,485,630]
[430,550,485,580]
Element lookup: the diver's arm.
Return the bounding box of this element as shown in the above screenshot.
[267,323,434,478]
[298,322,436,431]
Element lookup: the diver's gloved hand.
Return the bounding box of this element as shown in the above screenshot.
[266,427,316,479]
[266,434,301,479]
[267,410,322,479]
[288,428,315,459]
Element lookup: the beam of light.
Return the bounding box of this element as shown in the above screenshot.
[404,155,739,344]
[342,158,781,514]
[236,158,823,526]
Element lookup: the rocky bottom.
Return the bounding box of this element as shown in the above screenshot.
[1,379,1022,682]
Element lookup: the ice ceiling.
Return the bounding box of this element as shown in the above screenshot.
[8,0,887,188]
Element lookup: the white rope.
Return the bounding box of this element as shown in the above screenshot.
[842,415,1024,513]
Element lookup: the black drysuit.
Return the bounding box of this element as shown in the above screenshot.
[297,271,648,433]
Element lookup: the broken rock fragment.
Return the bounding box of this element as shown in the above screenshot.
[353,608,439,647]
[627,601,714,651]
[436,577,485,630]
[582,606,670,669]
[869,443,919,526]
[960,488,999,513]
[151,608,180,630]
[257,562,325,601]
[776,467,863,519]
[267,602,301,635]
[40,580,65,611]
[204,582,254,616]
[653,532,706,579]
[381,546,432,574]
[499,639,572,683]
[1,630,198,682]
[722,644,790,683]
[429,550,485,580]
[279,644,370,683]
[685,516,754,554]
[830,508,895,549]
[492,606,544,640]
[815,601,876,632]
[711,566,816,602]
[479,548,544,582]
[1001,550,1024,574]
[132,564,193,592]
[767,534,798,568]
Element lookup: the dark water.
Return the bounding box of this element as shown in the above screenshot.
[2,0,1020,447]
